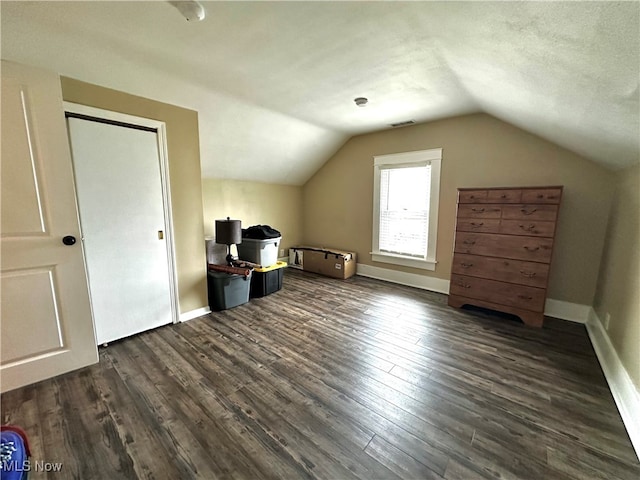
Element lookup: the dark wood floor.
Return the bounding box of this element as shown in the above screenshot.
[2,268,639,479]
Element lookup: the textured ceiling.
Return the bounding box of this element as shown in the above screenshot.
[2,1,638,184]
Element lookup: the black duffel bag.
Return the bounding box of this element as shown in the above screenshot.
[242,224,281,239]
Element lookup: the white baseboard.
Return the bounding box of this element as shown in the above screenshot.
[179,306,211,322]
[586,308,640,460]
[356,263,450,294]
[543,298,590,323]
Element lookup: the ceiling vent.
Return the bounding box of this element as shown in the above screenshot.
[390,120,415,128]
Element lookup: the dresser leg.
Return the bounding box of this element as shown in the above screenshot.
[519,311,544,328]
[447,295,467,309]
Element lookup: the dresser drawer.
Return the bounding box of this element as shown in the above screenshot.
[456,218,501,233]
[499,220,556,237]
[522,188,562,204]
[454,232,554,263]
[450,274,546,312]
[451,253,549,288]
[458,189,523,204]
[502,204,558,221]
[487,189,522,203]
[457,205,502,218]
[458,189,488,203]
[458,218,556,237]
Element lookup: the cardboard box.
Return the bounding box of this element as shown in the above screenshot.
[289,246,356,279]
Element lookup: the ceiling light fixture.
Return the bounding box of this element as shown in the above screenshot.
[169,1,206,22]
[354,97,368,107]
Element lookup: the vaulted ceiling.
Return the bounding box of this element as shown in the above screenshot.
[2,1,638,185]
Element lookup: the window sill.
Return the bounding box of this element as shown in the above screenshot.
[371,252,437,271]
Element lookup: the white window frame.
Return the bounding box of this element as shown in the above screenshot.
[371,148,442,271]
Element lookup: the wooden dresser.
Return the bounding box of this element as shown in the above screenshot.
[448,186,563,327]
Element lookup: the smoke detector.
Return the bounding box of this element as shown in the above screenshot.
[354,97,369,107]
[169,1,206,22]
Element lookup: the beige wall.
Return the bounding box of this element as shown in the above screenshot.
[202,179,303,256]
[593,164,640,389]
[303,113,615,305]
[61,77,208,314]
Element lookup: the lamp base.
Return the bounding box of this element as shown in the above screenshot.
[225,245,236,266]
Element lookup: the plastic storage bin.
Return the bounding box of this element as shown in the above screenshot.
[205,237,228,264]
[207,270,252,311]
[237,237,281,267]
[250,261,286,298]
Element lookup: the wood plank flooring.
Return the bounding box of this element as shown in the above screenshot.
[2,268,639,479]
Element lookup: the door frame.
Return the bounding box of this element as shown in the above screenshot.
[63,102,180,327]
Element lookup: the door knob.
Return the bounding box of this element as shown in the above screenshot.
[62,235,77,246]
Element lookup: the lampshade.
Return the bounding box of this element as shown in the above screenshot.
[215,217,242,245]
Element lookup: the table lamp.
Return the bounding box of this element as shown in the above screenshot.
[215,217,242,265]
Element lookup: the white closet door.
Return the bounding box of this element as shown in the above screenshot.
[67,117,173,344]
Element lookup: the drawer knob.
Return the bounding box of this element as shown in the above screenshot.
[500,194,507,198]
[537,194,544,199]
[471,208,485,213]
[470,222,484,227]
[461,263,474,268]
[520,208,538,215]
[517,294,533,300]
[520,270,536,278]
[524,246,540,252]
[519,224,535,232]
[458,282,471,289]
[463,240,476,245]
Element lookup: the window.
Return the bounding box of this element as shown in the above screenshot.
[372,148,442,270]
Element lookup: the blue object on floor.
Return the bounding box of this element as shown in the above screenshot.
[1,426,30,480]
